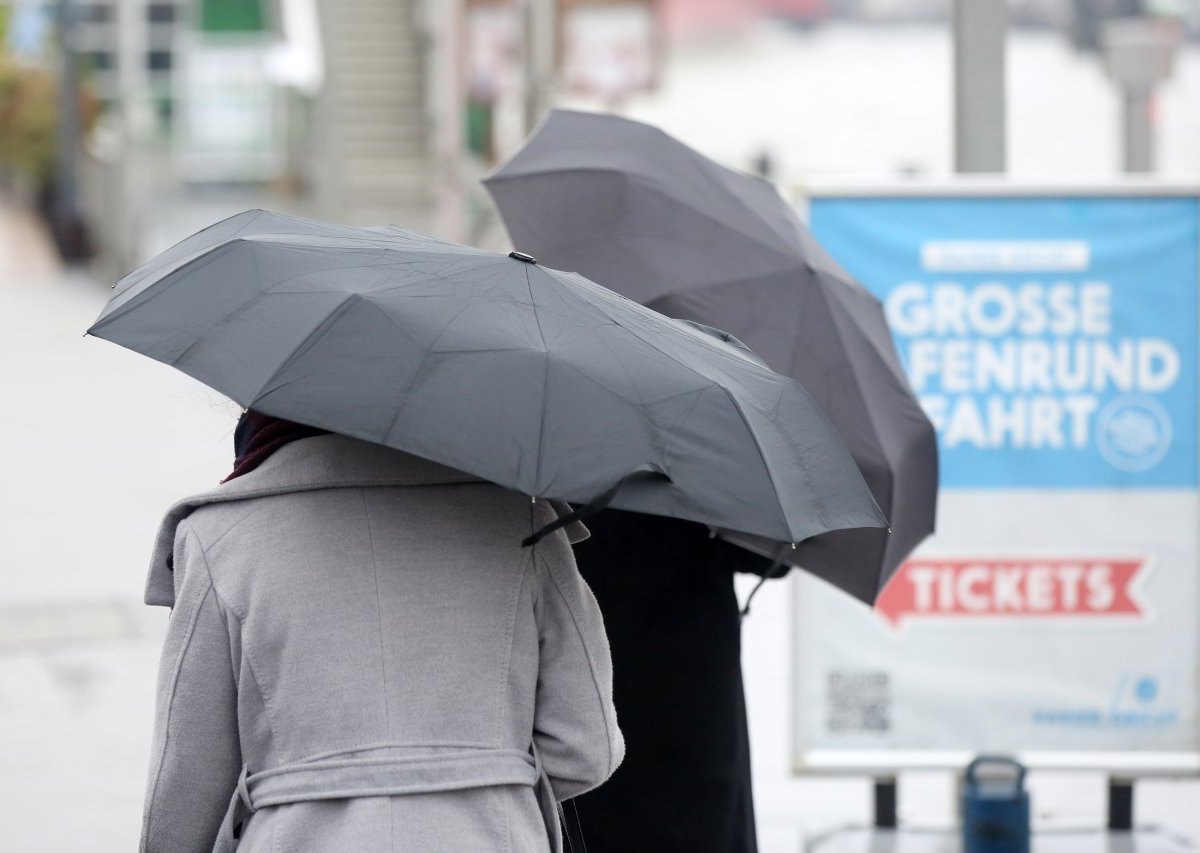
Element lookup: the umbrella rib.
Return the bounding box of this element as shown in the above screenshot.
[490,159,798,263]
[812,284,895,476]
[526,265,551,495]
[655,385,710,470]
[715,384,798,540]
[612,171,801,267]
[375,296,516,449]
[363,259,499,294]
[169,253,394,369]
[558,285,747,394]
[91,241,242,332]
[252,294,361,405]
[108,210,270,303]
[822,276,914,388]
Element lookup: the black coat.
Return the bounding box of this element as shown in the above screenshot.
[568,510,771,853]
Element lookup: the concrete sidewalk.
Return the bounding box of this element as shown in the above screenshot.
[0,232,237,850]
[0,196,60,282]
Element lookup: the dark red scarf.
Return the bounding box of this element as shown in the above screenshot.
[223,411,329,483]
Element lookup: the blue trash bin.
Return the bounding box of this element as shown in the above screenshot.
[962,756,1030,853]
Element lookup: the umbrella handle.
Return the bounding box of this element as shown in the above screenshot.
[738,548,791,621]
[521,467,670,548]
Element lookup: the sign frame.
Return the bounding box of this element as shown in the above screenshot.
[790,178,1200,778]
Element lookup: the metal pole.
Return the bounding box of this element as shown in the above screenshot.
[53,0,84,257]
[1107,777,1135,831]
[115,0,148,269]
[521,0,556,133]
[1121,90,1154,173]
[953,0,1007,173]
[1101,18,1179,175]
[429,0,467,241]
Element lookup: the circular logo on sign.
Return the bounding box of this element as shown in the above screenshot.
[1097,395,1172,473]
[1135,677,1159,704]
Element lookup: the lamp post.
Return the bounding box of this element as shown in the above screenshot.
[521,0,556,133]
[114,0,149,270]
[953,0,1007,174]
[1101,17,1181,173]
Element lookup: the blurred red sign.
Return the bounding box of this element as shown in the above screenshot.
[875,558,1147,626]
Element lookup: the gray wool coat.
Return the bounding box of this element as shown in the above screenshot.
[139,434,624,853]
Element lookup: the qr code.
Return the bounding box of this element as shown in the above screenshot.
[826,671,890,734]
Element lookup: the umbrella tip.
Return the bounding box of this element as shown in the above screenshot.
[509,251,538,265]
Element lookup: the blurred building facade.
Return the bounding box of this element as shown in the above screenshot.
[309,0,436,229]
[6,0,184,113]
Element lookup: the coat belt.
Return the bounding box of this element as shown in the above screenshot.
[214,748,543,853]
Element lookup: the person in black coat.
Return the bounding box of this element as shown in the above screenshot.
[568,509,772,853]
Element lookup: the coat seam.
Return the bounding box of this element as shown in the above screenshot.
[359,489,394,740]
[186,520,283,763]
[183,520,240,686]
[496,551,535,748]
[196,501,272,557]
[140,574,216,850]
[505,792,513,853]
[285,741,495,765]
[502,787,514,853]
[538,549,617,779]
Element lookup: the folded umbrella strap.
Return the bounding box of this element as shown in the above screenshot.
[522,467,669,548]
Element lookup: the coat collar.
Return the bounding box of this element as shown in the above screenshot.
[145,434,587,607]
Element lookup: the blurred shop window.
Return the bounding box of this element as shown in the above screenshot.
[81,50,114,72]
[147,3,179,25]
[200,0,268,33]
[146,50,172,71]
[561,0,662,108]
[79,3,113,25]
[466,0,520,164]
[464,0,663,161]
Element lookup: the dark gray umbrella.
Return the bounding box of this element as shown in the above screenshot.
[88,209,887,548]
[485,109,937,603]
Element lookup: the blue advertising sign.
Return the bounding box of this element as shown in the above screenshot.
[809,196,1200,488]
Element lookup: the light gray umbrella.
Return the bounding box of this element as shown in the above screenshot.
[88,209,887,548]
[485,110,937,602]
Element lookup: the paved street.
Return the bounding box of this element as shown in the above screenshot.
[0,200,237,852]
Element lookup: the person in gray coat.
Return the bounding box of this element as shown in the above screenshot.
[139,419,624,853]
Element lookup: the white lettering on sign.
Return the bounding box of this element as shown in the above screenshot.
[921,241,1091,272]
[885,279,1179,457]
[888,282,1111,338]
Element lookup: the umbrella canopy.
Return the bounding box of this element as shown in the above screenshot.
[485,109,937,603]
[88,209,887,548]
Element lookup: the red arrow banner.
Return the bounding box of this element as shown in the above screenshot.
[875,558,1146,627]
